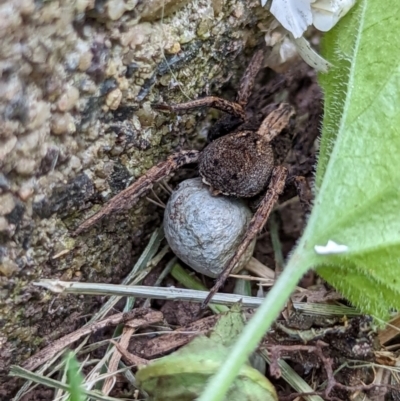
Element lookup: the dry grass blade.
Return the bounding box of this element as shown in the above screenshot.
[378,313,400,345]
[143,256,176,309]
[89,226,165,322]
[110,340,149,367]
[129,314,219,359]
[22,309,163,371]
[34,279,265,307]
[9,366,123,401]
[101,324,136,395]
[260,350,324,401]
[292,302,360,316]
[101,258,176,395]
[246,257,275,279]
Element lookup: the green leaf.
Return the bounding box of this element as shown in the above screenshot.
[65,352,86,401]
[301,0,400,317]
[136,307,277,401]
[209,303,245,344]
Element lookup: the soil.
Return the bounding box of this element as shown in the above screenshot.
[7,58,386,401]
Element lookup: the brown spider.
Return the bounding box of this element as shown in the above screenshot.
[73,50,300,306]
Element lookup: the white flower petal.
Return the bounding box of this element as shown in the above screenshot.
[311,0,356,31]
[292,35,331,72]
[269,0,313,38]
[314,240,349,255]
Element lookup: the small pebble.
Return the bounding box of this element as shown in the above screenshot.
[0,193,15,215]
[18,183,34,201]
[0,136,17,161]
[0,257,20,277]
[107,0,126,20]
[51,112,76,135]
[57,86,80,112]
[105,88,122,110]
[15,158,37,175]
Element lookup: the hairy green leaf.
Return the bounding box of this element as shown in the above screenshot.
[302,0,400,317]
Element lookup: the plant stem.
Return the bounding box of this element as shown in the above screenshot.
[197,245,311,401]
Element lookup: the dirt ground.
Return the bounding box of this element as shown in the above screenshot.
[7,57,395,401]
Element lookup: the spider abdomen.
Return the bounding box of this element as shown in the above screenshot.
[199,130,274,198]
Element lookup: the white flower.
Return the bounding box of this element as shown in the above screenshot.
[261,0,356,71]
[263,0,356,37]
[311,0,356,32]
[269,0,313,39]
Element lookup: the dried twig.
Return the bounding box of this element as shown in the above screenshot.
[267,341,392,399]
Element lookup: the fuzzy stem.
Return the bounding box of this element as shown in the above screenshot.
[197,244,312,401]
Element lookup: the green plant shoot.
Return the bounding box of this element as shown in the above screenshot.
[65,352,86,401]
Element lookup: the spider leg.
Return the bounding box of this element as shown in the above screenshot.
[207,114,243,142]
[155,96,246,120]
[236,49,264,107]
[202,165,288,308]
[206,49,266,143]
[156,50,264,142]
[73,150,200,236]
[257,103,295,143]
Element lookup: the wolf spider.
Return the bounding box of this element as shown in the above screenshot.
[74,50,302,307]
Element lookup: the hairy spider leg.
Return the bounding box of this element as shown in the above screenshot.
[207,50,266,142]
[202,165,288,307]
[236,49,265,106]
[155,96,246,120]
[73,150,200,235]
[257,103,296,143]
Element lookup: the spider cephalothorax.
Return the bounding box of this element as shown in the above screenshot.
[199,103,294,197]
[73,50,299,306]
